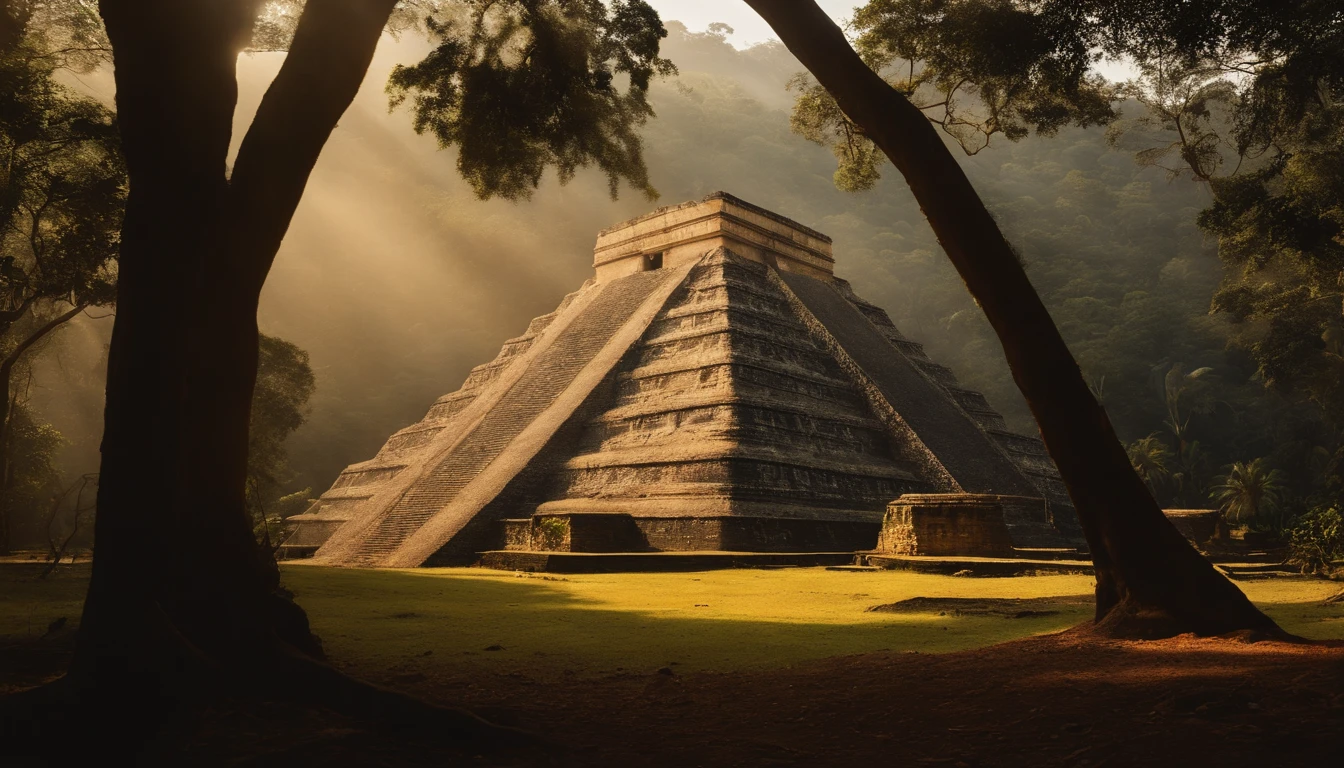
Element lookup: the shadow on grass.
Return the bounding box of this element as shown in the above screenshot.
[279,567,1344,681]
[3,562,1341,691]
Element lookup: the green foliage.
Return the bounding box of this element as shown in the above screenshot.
[2,403,62,533]
[817,0,1344,454]
[387,0,675,201]
[1202,120,1344,416]
[534,516,568,550]
[0,4,121,552]
[788,0,1118,191]
[247,334,316,547]
[1210,457,1286,527]
[1286,505,1344,576]
[251,485,311,548]
[1127,434,1172,497]
[1,1,109,71]
[0,10,122,324]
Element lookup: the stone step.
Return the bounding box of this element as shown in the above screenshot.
[479,550,858,573]
[862,553,1094,576]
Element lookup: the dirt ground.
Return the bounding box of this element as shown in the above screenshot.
[4,562,1342,766]
[169,629,1342,767]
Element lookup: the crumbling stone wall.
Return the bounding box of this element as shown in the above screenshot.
[877,494,1017,557]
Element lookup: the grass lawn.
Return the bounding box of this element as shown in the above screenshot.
[5,562,1341,685]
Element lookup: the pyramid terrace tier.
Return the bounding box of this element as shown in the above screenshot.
[593,192,834,282]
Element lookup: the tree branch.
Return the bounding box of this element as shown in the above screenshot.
[223,0,400,300]
[0,293,38,325]
[1,303,85,376]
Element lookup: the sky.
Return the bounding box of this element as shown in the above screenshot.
[645,1,1138,80]
[646,1,860,47]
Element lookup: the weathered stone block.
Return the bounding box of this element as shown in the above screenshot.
[501,519,532,551]
[521,513,648,553]
[876,494,1016,557]
[1162,509,1222,545]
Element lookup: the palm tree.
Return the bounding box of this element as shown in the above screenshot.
[1211,458,1287,527]
[1161,363,1215,450]
[1127,434,1173,500]
[1173,440,1215,508]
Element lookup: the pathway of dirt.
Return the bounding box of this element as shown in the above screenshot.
[154,629,1343,767]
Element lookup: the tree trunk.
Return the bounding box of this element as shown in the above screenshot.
[68,0,266,738]
[744,0,1278,637]
[0,0,515,756]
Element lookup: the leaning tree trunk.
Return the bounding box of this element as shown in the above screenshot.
[0,0,512,757]
[745,0,1278,637]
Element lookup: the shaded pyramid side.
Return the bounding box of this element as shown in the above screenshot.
[833,280,1074,514]
[828,281,1085,547]
[773,269,1081,549]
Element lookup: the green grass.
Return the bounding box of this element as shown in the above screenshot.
[283,565,1344,679]
[0,563,89,640]
[4,563,1341,682]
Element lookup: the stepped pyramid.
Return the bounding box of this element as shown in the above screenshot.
[281,193,1083,567]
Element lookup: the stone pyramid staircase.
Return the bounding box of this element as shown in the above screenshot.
[305,262,693,566]
[278,284,593,558]
[533,251,929,550]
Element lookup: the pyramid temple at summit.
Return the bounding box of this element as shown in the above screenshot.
[281,193,1087,569]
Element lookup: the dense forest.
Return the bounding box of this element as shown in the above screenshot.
[9,18,1329,547]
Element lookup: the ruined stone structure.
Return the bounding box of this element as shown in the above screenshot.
[281,193,1084,567]
[877,495,1025,558]
[1162,509,1223,548]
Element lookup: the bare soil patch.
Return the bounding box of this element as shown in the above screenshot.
[868,595,1094,618]
[171,629,1344,766]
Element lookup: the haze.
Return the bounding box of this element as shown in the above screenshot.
[32,18,1216,500]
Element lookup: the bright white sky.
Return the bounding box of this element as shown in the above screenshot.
[645,1,1137,80]
[646,0,860,47]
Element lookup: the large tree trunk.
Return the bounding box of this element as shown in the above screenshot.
[0,0,515,756]
[67,0,274,743]
[745,0,1278,637]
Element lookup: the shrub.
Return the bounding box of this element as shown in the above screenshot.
[535,517,569,551]
[1286,505,1344,575]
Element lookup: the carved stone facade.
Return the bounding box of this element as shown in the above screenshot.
[280,193,1084,566]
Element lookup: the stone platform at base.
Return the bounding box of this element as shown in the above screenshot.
[479,550,857,573]
[861,553,1095,577]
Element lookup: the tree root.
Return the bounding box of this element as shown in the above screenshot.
[1073,597,1304,642]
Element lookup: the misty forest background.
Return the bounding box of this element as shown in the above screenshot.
[10,20,1316,548]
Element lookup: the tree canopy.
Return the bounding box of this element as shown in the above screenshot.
[388,0,675,200]
[793,0,1344,521]
[0,0,121,553]
[787,0,1119,190]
